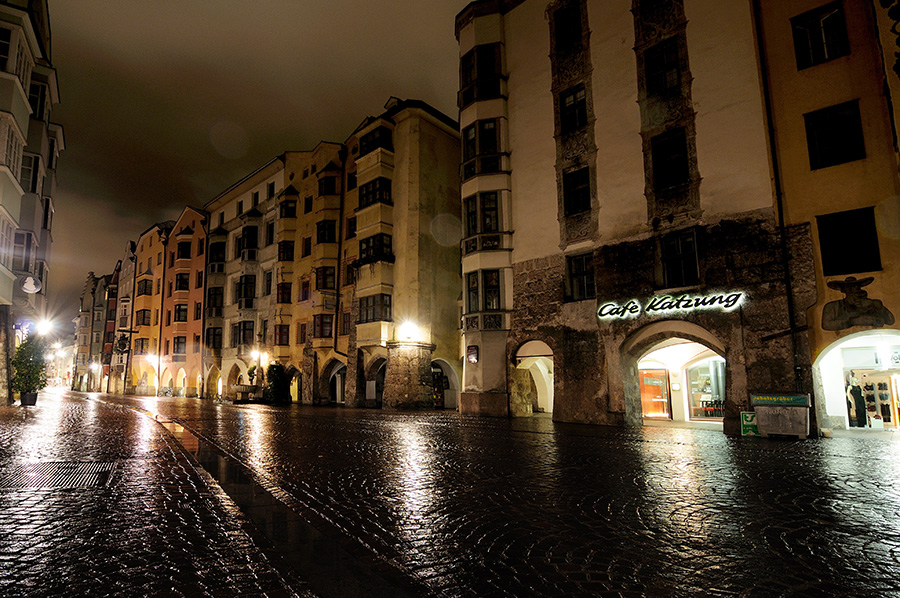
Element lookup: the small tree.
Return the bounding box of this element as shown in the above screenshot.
[263,362,291,404]
[11,334,48,393]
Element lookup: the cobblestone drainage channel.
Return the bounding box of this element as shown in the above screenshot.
[128,403,419,598]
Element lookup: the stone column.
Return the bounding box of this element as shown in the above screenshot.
[382,341,436,409]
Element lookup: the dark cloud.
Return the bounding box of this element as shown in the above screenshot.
[48,0,468,317]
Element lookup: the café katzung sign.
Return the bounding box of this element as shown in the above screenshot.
[597,291,744,319]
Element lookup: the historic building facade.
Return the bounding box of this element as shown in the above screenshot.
[129,222,174,396]
[157,207,207,396]
[198,98,460,407]
[454,0,900,435]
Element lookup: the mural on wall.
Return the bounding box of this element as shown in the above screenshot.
[822,276,895,330]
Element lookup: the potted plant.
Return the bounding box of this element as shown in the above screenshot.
[11,334,48,406]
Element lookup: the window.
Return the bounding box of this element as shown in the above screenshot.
[207,287,224,317]
[804,100,865,170]
[236,275,256,305]
[205,327,222,351]
[467,272,479,313]
[169,252,175,268]
[559,86,587,134]
[299,323,307,344]
[300,280,310,301]
[137,279,152,296]
[266,221,275,245]
[316,266,335,290]
[358,233,393,264]
[19,154,40,193]
[816,207,882,276]
[359,178,392,208]
[316,220,336,243]
[651,128,689,190]
[483,270,501,311]
[157,252,161,265]
[464,192,500,237]
[155,309,159,325]
[346,217,357,239]
[167,281,173,297]
[302,237,312,257]
[280,200,297,219]
[194,334,201,353]
[29,82,46,119]
[566,253,596,301]
[275,324,290,346]
[313,314,334,338]
[553,1,582,55]
[261,319,268,344]
[344,263,356,286]
[318,176,337,196]
[135,309,151,327]
[264,270,272,295]
[277,282,292,303]
[347,172,357,190]
[252,191,259,206]
[563,167,591,216]
[791,1,849,70]
[304,195,312,214]
[462,119,500,179]
[459,43,502,108]
[237,226,258,256]
[194,302,202,320]
[177,241,191,259]
[134,338,149,355]
[278,241,294,262]
[209,242,226,264]
[359,126,393,157]
[166,310,171,326]
[359,294,392,323]
[174,304,188,322]
[341,312,351,336]
[267,181,276,198]
[232,320,255,347]
[12,232,32,271]
[175,273,190,291]
[645,38,680,96]
[196,270,203,288]
[237,200,243,216]
[173,336,186,355]
[661,231,699,289]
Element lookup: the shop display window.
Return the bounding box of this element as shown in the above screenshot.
[639,369,671,418]
[687,357,725,419]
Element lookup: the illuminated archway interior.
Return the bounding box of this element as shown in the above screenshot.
[638,339,725,423]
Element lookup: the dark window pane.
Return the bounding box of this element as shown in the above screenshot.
[804,100,865,170]
[563,167,591,216]
[816,207,882,276]
[651,128,689,190]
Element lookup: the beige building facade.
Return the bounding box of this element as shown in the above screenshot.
[455,0,900,436]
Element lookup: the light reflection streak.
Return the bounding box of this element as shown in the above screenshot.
[393,424,437,545]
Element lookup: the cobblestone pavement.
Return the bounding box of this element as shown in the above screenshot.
[0,391,312,598]
[86,391,900,598]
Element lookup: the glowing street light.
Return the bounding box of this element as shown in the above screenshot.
[398,321,420,342]
[36,319,52,335]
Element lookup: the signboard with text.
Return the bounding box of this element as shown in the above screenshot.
[597,291,745,320]
[750,394,810,407]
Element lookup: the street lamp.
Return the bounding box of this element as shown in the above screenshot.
[35,319,52,336]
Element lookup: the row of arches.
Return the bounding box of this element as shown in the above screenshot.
[511,321,900,432]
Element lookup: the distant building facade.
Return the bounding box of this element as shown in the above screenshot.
[454,0,900,436]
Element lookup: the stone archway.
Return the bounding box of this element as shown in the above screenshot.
[284,365,301,403]
[620,320,727,429]
[511,340,554,417]
[321,358,348,404]
[431,359,460,410]
[206,366,221,399]
[364,357,387,408]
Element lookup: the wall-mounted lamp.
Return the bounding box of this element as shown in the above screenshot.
[467,345,479,364]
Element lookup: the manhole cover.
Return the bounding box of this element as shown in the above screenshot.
[0,461,116,489]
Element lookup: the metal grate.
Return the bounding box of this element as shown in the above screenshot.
[0,461,116,489]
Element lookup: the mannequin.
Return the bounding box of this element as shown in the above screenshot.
[847,373,866,428]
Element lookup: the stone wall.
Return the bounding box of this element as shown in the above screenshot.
[382,342,435,409]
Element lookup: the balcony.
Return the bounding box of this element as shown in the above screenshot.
[355,147,394,178]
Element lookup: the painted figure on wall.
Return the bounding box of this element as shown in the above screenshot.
[822,276,895,331]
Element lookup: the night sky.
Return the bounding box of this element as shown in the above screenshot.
[48,0,468,328]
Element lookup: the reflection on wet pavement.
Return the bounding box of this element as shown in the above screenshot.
[91,393,900,597]
[158,418,419,598]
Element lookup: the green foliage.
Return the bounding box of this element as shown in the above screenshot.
[263,362,291,404]
[247,365,257,383]
[11,334,48,393]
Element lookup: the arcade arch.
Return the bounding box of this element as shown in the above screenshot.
[813,330,900,430]
[513,340,554,415]
[622,321,727,426]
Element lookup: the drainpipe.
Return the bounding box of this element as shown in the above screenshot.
[752,0,804,394]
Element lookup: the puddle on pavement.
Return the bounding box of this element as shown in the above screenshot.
[158,420,417,598]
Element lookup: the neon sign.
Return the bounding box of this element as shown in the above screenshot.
[597,291,745,320]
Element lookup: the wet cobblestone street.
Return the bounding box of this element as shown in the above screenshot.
[4,391,900,596]
[81,392,900,597]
